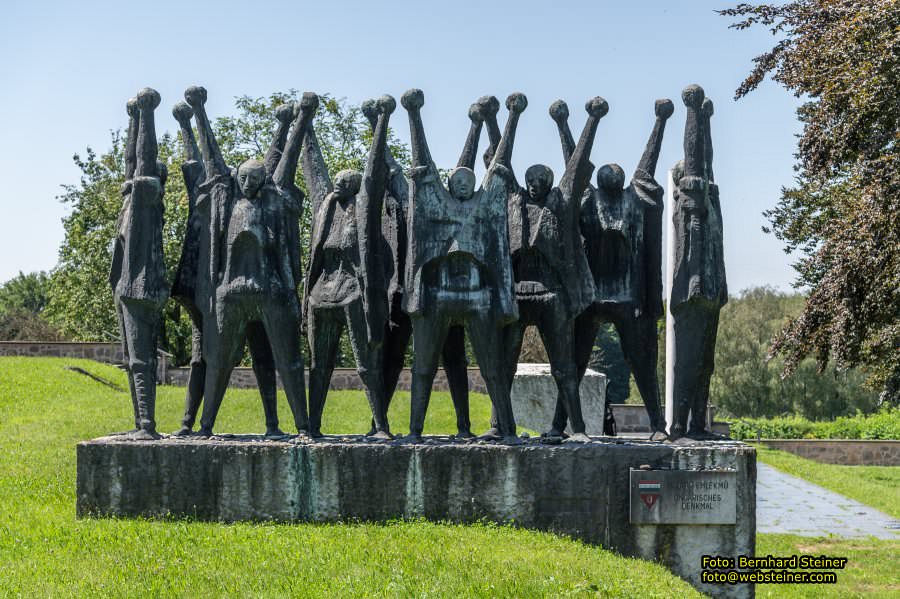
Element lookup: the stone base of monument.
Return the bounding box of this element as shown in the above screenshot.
[77,436,754,598]
[510,364,607,435]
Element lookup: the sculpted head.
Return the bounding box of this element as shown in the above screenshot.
[525,165,553,200]
[448,167,476,201]
[361,98,378,127]
[172,101,193,127]
[157,161,168,189]
[237,159,266,198]
[597,163,625,194]
[334,170,362,199]
[672,159,685,182]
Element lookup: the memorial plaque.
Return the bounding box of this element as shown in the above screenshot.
[629,469,736,525]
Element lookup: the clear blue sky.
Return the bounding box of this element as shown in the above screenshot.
[0,0,802,292]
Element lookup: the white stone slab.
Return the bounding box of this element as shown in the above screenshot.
[510,363,607,435]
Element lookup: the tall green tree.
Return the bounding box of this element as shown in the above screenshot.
[0,271,62,341]
[710,286,877,419]
[720,1,900,403]
[47,92,408,366]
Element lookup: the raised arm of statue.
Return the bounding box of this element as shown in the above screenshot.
[635,99,674,180]
[456,99,485,170]
[172,102,202,164]
[701,98,714,183]
[135,88,161,179]
[184,86,229,178]
[681,85,705,181]
[362,95,394,211]
[481,95,501,169]
[492,93,526,170]
[401,88,436,177]
[559,97,607,202]
[300,101,332,219]
[172,101,205,198]
[362,98,400,175]
[125,98,138,182]
[275,93,319,190]
[264,103,297,177]
[549,100,575,166]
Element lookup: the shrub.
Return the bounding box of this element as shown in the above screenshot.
[729,407,900,440]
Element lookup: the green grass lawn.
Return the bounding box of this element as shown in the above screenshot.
[0,356,701,597]
[753,444,900,519]
[756,534,900,598]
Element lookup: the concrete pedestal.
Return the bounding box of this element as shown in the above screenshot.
[510,364,607,435]
[77,436,754,598]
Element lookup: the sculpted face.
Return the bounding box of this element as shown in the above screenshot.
[597,163,625,194]
[672,159,685,183]
[448,167,476,201]
[525,165,553,201]
[334,170,362,199]
[157,160,168,190]
[238,160,266,198]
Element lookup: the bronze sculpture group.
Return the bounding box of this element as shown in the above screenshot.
[110,83,726,444]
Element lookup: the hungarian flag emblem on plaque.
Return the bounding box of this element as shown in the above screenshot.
[639,480,661,510]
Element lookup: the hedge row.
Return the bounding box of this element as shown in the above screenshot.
[728,407,900,440]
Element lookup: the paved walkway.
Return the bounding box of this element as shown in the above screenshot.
[757,462,899,539]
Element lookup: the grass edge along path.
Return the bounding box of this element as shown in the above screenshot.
[752,444,900,519]
[0,356,700,597]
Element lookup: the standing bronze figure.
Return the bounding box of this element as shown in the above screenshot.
[495,96,606,442]
[669,85,727,440]
[369,95,501,439]
[182,87,317,437]
[550,98,674,440]
[303,95,396,439]
[109,88,169,440]
[169,99,290,436]
[401,88,519,443]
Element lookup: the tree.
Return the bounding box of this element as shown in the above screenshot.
[46,92,408,366]
[0,271,53,315]
[720,1,900,404]
[0,271,63,341]
[711,286,877,419]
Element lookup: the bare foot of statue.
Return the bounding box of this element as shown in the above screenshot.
[265,427,288,440]
[648,429,669,442]
[370,430,394,441]
[477,428,502,441]
[455,428,475,440]
[686,429,727,441]
[502,435,524,446]
[108,428,140,437]
[172,426,193,437]
[404,433,424,444]
[541,428,567,439]
[126,429,161,441]
[564,432,591,443]
[290,431,312,444]
[197,426,213,439]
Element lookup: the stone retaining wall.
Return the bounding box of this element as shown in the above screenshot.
[165,366,488,395]
[761,439,900,466]
[613,403,718,432]
[0,341,123,363]
[0,342,487,394]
